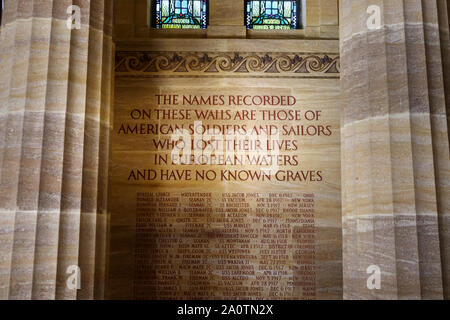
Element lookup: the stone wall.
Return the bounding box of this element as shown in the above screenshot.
[0,0,114,300]
[107,0,343,300]
[1,0,449,300]
[113,0,339,40]
[340,0,450,299]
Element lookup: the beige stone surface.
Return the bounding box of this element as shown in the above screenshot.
[114,0,339,40]
[0,0,449,301]
[0,0,114,300]
[109,31,343,298]
[340,0,450,300]
[437,0,450,299]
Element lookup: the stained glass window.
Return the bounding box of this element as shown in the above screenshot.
[154,0,208,29]
[246,1,302,30]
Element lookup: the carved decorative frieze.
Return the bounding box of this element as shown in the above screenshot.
[115,51,340,78]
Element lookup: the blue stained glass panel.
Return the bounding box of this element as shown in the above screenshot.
[154,0,208,29]
[245,0,301,30]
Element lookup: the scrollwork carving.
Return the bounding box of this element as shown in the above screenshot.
[115,51,340,77]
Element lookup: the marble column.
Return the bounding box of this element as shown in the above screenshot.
[340,0,450,299]
[0,0,114,300]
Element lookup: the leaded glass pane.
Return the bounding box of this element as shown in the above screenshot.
[162,0,170,17]
[252,1,259,17]
[284,1,292,18]
[245,0,301,30]
[193,1,201,17]
[154,0,208,29]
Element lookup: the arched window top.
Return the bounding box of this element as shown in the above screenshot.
[246,0,302,30]
[153,0,208,29]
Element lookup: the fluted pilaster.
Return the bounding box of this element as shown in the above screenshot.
[437,0,450,299]
[0,0,114,300]
[340,0,450,299]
